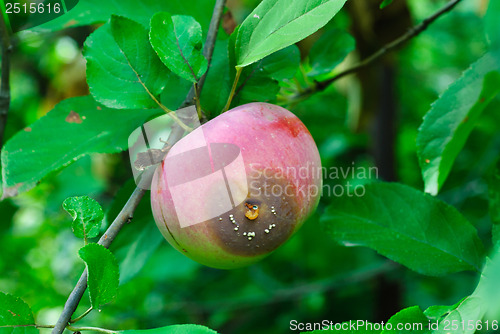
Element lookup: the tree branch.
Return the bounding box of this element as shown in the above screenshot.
[0,11,12,151]
[291,0,463,101]
[181,0,227,109]
[51,187,146,334]
[51,2,227,333]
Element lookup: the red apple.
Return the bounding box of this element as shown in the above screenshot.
[150,102,322,269]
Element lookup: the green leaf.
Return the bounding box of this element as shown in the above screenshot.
[228,36,299,108]
[119,324,218,334]
[260,45,301,81]
[63,196,103,240]
[37,0,214,33]
[201,39,232,116]
[84,17,169,109]
[426,296,484,334]
[485,0,500,50]
[1,96,161,199]
[0,293,38,334]
[236,64,280,105]
[424,298,467,320]
[488,159,500,248]
[481,251,500,319]
[79,243,119,309]
[301,322,381,333]
[423,252,500,333]
[417,52,500,195]
[424,250,500,332]
[6,0,78,33]
[308,29,355,77]
[321,183,485,276]
[235,0,347,67]
[116,220,163,284]
[422,252,500,333]
[150,13,208,83]
[379,0,394,9]
[382,306,428,334]
[160,71,193,111]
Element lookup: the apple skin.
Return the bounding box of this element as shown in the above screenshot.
[150,102,322,269]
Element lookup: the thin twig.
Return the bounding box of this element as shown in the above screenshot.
[181,0,227,109]
[0,11,12,150]
[66,325,117,334]
[70,306,92,323]
[291,0,463,101]
[51,2,227,333]
[197,0,226,97]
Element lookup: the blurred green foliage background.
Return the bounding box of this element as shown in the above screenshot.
[1,0,499,333]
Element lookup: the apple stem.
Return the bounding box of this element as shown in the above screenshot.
[193,82,203,120]
[222,66,243,113]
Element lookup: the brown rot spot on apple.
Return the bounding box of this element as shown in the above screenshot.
[206,170,298,257]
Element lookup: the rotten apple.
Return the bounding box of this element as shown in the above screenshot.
[150,102,322,269]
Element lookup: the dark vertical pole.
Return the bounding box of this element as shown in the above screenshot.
[345,0,412,320]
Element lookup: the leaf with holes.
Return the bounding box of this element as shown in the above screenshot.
[1,96,161,199]
[63,196,103,240]
[235,0,347,67]
[150,13,208,83]
[0,292,38,334]
[79,243,119,309]
[417,52,500,195]
[84,16,169,109]
[321,183,485,276]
